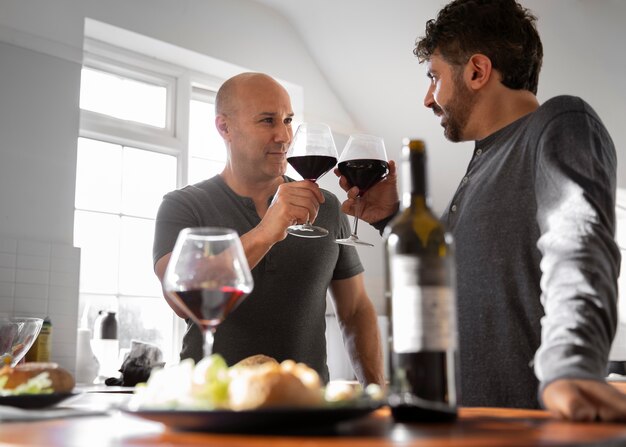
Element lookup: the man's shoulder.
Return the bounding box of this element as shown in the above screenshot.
[165,175,223,201]
[528,95,605,136]
[538,95,596,117]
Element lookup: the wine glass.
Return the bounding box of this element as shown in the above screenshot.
[335,134,389,247]
[163,227,254,358]
[286,122,338,238]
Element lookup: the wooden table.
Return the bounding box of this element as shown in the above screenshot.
[1,384,625,446]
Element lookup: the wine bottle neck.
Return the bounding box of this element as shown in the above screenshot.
[410,149,427,197]
[401,140,430,211]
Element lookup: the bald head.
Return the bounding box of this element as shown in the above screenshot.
[215,72,290,117]
[213,72,294,185]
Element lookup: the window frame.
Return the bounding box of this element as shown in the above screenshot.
[81,38,186,154]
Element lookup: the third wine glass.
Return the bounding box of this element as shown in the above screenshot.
[336,134,389,247]
[163,227,253,358]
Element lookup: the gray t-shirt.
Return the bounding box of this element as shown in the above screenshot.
[441,95,620,408]
[153,175,364,382]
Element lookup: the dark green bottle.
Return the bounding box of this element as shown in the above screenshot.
[384,139,458,422]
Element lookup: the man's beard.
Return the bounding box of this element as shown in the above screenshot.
[437,73,476,142]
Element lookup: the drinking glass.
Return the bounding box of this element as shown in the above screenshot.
[335,134,389,247]
[286,122,338,238]
[163,227,253,358]
[0,317,43,366]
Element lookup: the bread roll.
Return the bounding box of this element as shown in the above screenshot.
[0,362,75,393]
[229,360,322,410]
[233,354,279,368]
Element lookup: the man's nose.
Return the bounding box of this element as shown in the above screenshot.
[424,84,435,109]
[275,123,292,144]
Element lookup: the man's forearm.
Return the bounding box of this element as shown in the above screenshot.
[239,226,278,270]
[339,305,385,387]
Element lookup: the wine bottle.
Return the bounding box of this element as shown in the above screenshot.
[383,138,458,422]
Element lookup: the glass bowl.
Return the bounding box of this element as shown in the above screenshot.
[0,317,44,367]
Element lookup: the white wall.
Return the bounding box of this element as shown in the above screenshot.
[0,41,80,242]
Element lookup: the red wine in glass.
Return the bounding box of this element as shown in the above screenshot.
[169,286,247,331]
[335,134,389,247]
[285,123,339,238]
[163,227,254,358]
[287,155,337,181]
[337,159,390,195]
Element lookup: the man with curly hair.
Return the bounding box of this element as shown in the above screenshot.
[337,0,626,421]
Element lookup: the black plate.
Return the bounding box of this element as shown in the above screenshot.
[122,402,381,433]
[0,392,78,409]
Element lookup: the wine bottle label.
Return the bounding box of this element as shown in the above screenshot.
[391,255,456,352]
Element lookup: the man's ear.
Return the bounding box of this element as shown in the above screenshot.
[215,114,229,139]
[465,54,493,90]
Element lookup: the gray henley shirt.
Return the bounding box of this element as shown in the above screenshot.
[153,175,364,382]
[440,95,619,408]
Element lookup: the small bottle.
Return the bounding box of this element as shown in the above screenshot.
[75,327,99,385]
[93,311,118,339]
[383,138,458,422]
[25,317,52,362]
[92,311,119,379]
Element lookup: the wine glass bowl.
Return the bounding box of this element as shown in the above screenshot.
[286,123,338,238]
[0,317,44,366]
[339,158,389,196]
[336,134,389,247]
[163,227,253,357]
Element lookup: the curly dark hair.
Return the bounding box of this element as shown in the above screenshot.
[414,0,543,94]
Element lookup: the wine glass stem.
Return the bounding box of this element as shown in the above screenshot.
[351,196,362,238]
[305,180,316,227]
[203,329,215,357]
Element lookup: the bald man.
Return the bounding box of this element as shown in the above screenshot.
[153,72,384,386]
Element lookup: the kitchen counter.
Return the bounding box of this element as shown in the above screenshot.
[0,382,625,446]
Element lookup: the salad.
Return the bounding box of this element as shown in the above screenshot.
[129,354,383,411]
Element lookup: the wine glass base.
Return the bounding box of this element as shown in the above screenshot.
[287,224,329,238]
[335,236,375,247]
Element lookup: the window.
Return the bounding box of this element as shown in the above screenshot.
[74,137,180,362]
[79,67,168,128]
[75,45,225,364]
[611,188,626,361]
[188,87,227,184]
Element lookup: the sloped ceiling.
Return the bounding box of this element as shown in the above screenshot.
[251,0,626,212]
[251,0,469,212]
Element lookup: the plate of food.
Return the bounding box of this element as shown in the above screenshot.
[0,392,78,410]
[0,362,78,409]
[123,401,381,432]
[121,354,384,432]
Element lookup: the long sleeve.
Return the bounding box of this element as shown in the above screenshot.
[533,98,620,393]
